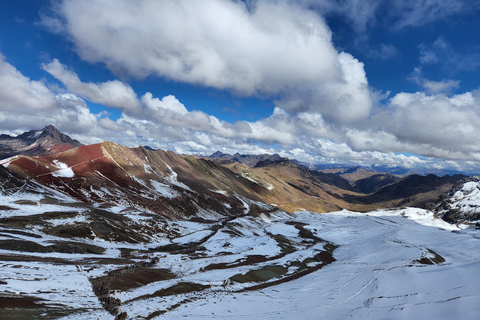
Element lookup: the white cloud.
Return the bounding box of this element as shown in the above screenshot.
[422,79,460,95]
[419,44,439,64]
[0,53,57,111]
[3,49,480,173]
[367,91,480,159]
[41,59,141,112]
[141,93,188,116]
[42,0,372,122]
[390,0,466,30]
[408,67,460,94]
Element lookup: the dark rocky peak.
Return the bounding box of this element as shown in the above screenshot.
[342,166,361,174]
[42,125,82,147]
[254,157,296,168]
[40,125,62,137]
[210,151,226,158]
[0,125,83,159]
[209,151,283,167]
[27,125,82,147]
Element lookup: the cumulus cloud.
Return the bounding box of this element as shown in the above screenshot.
[41,0,372,122]
[0,54,121,142]
[41,59,141,112]
[0,53,57,112]
[3,50,480,173]
[141,93,188,116]
[363,91,480,160]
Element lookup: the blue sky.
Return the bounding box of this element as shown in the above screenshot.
[1,0,480,173]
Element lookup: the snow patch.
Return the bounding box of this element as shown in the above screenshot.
[51,160,75,178]
[150,180,180,199]
[164,164,192,191]
[0,156,17,167]
[450,181,480,213]
[29,130,42,139]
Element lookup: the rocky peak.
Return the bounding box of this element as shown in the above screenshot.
[434,176,480,225]
[210,151,227,158]
[0,125,83,159]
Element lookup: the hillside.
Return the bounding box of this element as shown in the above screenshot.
[3,141,279,219]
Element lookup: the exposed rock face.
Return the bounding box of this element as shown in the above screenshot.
[352,174,401,194]
[0,125,82,160]
[342,174,466,209]
[434,176,480,225]
[208,151,283,167]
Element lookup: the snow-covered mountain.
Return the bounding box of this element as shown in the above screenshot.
[434,176,480,225]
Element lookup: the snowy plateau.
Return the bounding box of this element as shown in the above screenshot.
[0,191,479,320]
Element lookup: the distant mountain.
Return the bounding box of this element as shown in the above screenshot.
[318,166,402,193]
[352,174,402,194]
[317,163,475,177]
[218,157,373,213]
[0,125,82,160]
[207,151,283,167]
[1,128,478,320]
[344,174,466,209]
[433,176,480,225]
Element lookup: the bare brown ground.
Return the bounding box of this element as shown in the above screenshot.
[92,267,175,292]
[0,296,44,308]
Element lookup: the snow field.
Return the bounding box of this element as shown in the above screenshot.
[0,201,479,320]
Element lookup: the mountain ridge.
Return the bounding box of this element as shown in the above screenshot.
[0,126,477,223]
[207,151,283,167]
[0,125,82,160]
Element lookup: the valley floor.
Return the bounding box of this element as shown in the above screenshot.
[0,202,479,320]
[163,210,480,320]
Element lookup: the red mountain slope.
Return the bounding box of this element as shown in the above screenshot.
[5,142,277,219]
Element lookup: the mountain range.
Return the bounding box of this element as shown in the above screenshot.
[0,125,477,223]
[1,125,479,319]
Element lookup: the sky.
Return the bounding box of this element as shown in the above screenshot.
[1,0,480,174]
